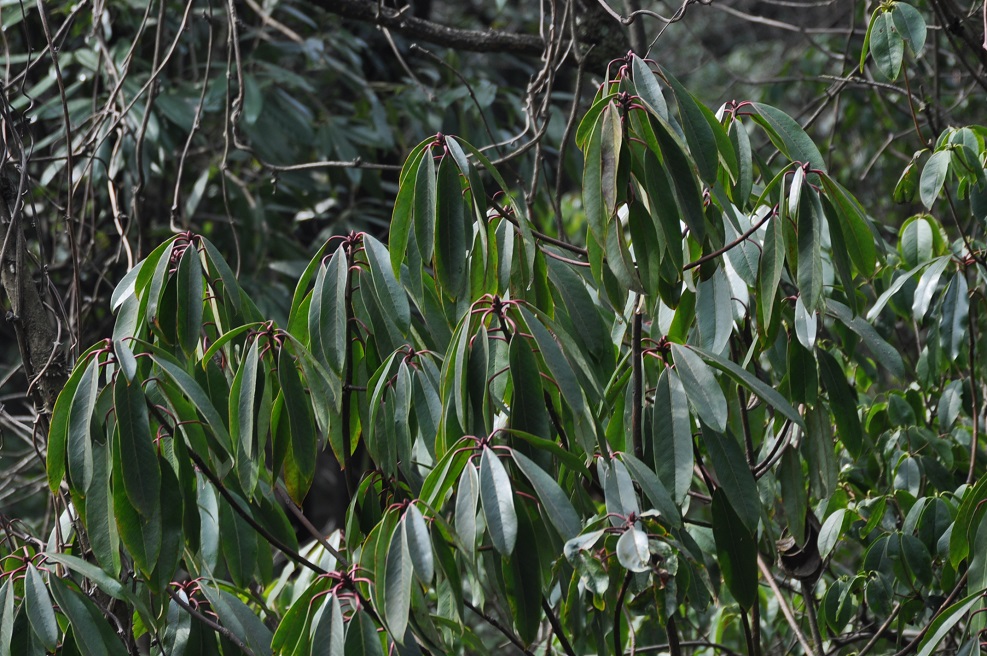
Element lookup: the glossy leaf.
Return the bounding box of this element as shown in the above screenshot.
[480,446,517,555]
[920,150,950,208]
[619,452,682,528]
[939,273,969,361]
[24,564,57,651]
[48,577,129,656]
[404,504,434,584]
[616,526,651,572]
[869,11,904,80]
[383,524,413,641]
[114,372,161,518]
[434,153,467,297]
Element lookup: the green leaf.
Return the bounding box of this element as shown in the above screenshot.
[631,55,667,119]
[711,488,757,609]
[651,114,706,241]
[404,504,434,584]
[389,139,431,274]
[695,267,732,354]
[47,577,129,656]
[176,244,203,354]
[950,475,987,568]
[24,564,57,651]
[344,610,384,656]
[47,346,102,493]
[690,345,805,429]
[797,191,824,312]
[434,154,467,298]
[219,495,257,589]
[663,67,719,183]
[825,299,906,379]
[480,446,517,555]
[899,215,935,268]
[913,255,950,322]
[520,308,587,416]
[114,372,161,518]
[509,333,549,438]
[279,348,317,505]
[66,358,98,494]
[383,523,413,641]
[670,343,727,433]
[0,581,14,656]
[310,595,345,655]
[230,338,260,494]
[938,380,963,429]
[364,234,411,335]
[916,591,985,656]
[870,11,904,80]
[758,212,785,332]
[702,428,760,534]
[618,452,682,529]
[651,368,693,504]
[309,247,349,375]
[894,3,928,54]
[87,442,121,577]
[817,349,863,457]
[151,355,232,454]
[512,450,582,540]
[750,103,826,172]
[920,150,950,208]
[616,526,651,572]
[413,144,437,263]
[939,273,969,361]
[455,461,479,555]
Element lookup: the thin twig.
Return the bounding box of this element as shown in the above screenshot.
[541,597,577,656]
[465,601,536,656]
[757,554,817,656]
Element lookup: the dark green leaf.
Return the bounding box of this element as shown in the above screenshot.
[114,373,161,517]
[750,103,826,172]
[618,452,682,528]
[47,577,129,656]
[404,504,434,584]
[24,564,57,651]
[670,343,727,432]
[869,11,904,80]
[651,368,693,504]
[383,523,413,641]
[176,244,203,354]
[711,488,757,609]
[480,446,517,555]
[920,150,950,208]
[434,154,467,298]
[817,349,863,457]
[825,299,906,379]
[702,428,760,534]
[512,450,582,540]
[939,273,969,361]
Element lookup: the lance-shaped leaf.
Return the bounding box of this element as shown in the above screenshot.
[797,190,823,312]
[825,299,905,379]
[820,174,877,278]
[662,66,722,183]
[455,460,479,555]
[508,334,549,438]
[651,113,706,241]
[66,357,99,494]
[383,524,413,642]
[279,349,317,505]
[480,446,517,555]
[48,577,129,656]
[345,609,385,656]
[920,150,950,209]
[24,564,58,651]
[916,591,984,656]
[404,504,434,584]
[695,267,733,354]
[512,450,581,540]
[711,488,757,609]
[309,247,349,375]
[619,452,682,528]
[230,338,260,494]
[690,345,805,429]
[651,368,693,505]
[114,373,160,518]
[702,427,761,534]
[939,273,969,361]
[750,103,826,172]
[817,349,863,457]
[310,594,345,654]
[670,343,727,432]
[412,144,437,263]
[364,234,411,335]
[632,54,667,119]
[758,211,785,332]
[176,244,203,354]
[389,138,431,274]
[151,355,232,454]
[219,494,257,589]
[434,153,467,298]
[47,345,103,493]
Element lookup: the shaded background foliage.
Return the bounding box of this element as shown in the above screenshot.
[1,0,987,654]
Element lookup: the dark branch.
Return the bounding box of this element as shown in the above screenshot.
[319,0,545,55]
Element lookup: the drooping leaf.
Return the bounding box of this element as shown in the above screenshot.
[175,243,203,354]
[618,452,682,528]
[403,504,434,584]
[711,488,757,609]
[670,343,727,433]
[512,450,581,540]
[701,428,760,534]
[650,367,693,504]
[23,564,58,651]
[825,299,906,379]
[817,349,863,457]
[47,577,129,656]
[434,152,468,298]
[616,526,651,573]
[364,234,411,335]
[114,372,161,518]
[939,273,969,361]
[869,11,904,80]
[383,524,413,641]
[750,103,826,172]
[480,446,517,555]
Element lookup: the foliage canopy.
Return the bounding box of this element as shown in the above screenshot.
[2,2,987,656]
